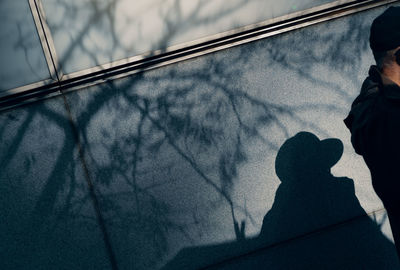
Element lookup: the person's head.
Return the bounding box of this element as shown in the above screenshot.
[370,7,400,72]
[372,47,400,71]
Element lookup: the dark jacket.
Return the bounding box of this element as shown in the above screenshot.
[344,65,400,211]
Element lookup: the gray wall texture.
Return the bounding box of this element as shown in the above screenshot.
[1,3,400,270]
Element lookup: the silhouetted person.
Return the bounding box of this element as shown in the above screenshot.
[344,6,400,258]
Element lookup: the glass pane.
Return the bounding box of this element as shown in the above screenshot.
[42,0,336,74]
[0,0,50,92]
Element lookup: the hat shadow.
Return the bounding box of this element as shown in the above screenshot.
[275,131,343,182]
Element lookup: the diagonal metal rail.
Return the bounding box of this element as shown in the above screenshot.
[0,0,398,111]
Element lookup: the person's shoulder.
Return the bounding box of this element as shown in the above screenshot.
[354,66,382,105]
[345,70,381,129]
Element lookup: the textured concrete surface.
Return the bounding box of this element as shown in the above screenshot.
[63,3,399,269]
[1,2,400,270]
[0,97,110,269]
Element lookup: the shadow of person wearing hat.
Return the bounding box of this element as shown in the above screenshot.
[162,132,398,269]
[256,132,399,269]
[260,132,362,241]
[345,6,400,258]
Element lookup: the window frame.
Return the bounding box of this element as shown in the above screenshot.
[0,0,398,111]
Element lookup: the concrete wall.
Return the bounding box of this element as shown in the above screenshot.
[1,3,399,269]
[0,97,111,269]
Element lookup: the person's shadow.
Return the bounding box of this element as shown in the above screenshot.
[259,131,367,242]
[252,131,399,269]
[162,132,399,269]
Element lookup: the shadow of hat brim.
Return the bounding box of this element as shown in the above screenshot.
[319,138,344,168]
